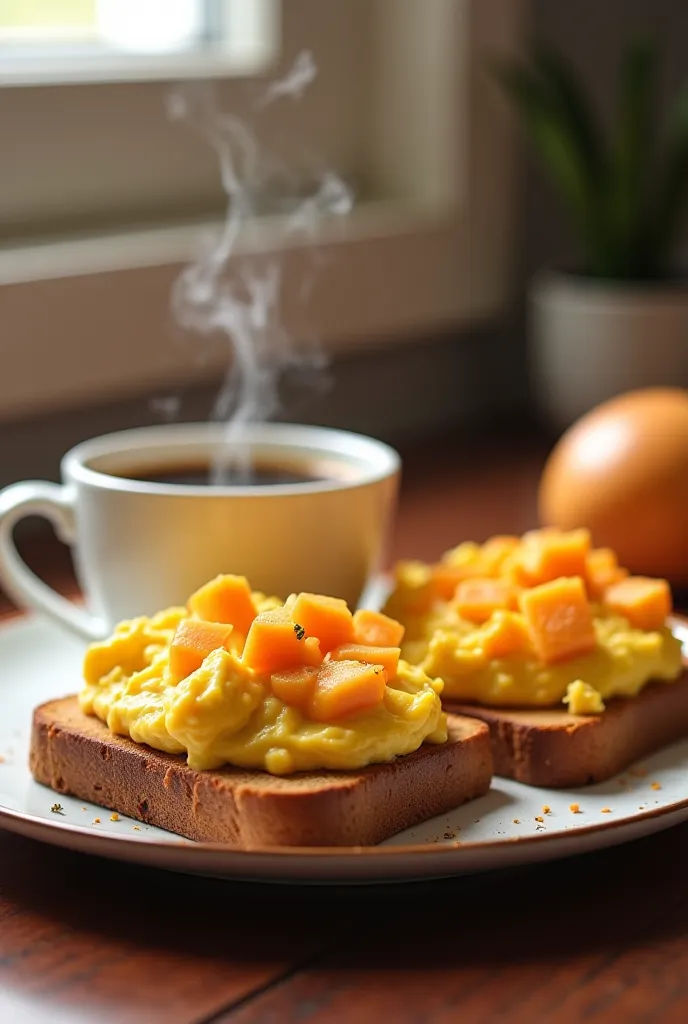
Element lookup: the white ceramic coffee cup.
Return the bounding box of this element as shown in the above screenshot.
[0,423,400,641]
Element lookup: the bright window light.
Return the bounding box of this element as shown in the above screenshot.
[0,0,96,39]
[96,1,204,54]
[0,0,201,52]
[0,0,278,81]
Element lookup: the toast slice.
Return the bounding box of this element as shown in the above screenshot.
[30,697,493,847]
[447,673,688,788]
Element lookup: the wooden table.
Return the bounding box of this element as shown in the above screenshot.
[1,433,687,1024]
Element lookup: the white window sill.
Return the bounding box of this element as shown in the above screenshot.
[0,48,274,87]
[0,198,437,284]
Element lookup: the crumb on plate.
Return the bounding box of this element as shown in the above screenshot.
[651,782,662,791]
[93,817,101,824]
[513,818,520,824]
[535,816,544,823]
[542,805,551,815]
[110,813,120,822]
[50,803,64,814]
[601,807,612,814]
[569,803,582,814]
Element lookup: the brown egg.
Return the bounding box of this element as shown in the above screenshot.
[538,388,688,585]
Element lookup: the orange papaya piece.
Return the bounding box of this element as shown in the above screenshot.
[520,528,591,586]
[289,593,355,653]
[585,548,628,599]
[352,608,405,648]
[270,665,319,707]
[480,611,531,659]
[431,563,480,601]
[242,608,322,675]
[188,574,257,634]
[432,544,487,600]
[503,556,539,589]
[519,577,596,665]
[454,578,519,624]
[327,643,400,680]
[603,576,671,631]
[169,619,235,682]
[308,660,387,721]
[480,535,520,574]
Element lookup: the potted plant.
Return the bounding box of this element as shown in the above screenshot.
[496,39,688,429]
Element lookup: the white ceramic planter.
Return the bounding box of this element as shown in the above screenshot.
[530,270,688,430]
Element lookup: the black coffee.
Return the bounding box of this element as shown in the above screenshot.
[120,461,333,487]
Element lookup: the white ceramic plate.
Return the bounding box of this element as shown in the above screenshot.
[1,613,688,884]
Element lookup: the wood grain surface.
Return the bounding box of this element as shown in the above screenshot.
[1,430,687,1024]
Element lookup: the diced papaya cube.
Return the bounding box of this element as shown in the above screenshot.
[502,556,538,589]
[432,564,461,601]
[432,563,482,600]
[242,608,322,675]
[289,593,355,653]
[603,576,672,631]
[480,535,520,574]
[188,574,257,634]
[454,578,519,624]
[353,608,405,648]
[308,660,387,721]
[169,619,235,682]
[520,529,592,586]
[501,529,553,585]
[328,643,400,680]
[519,577,596,665]
[480,611,531,659]
[501,547,539,588]
[433,543,487,599]
[585,548,628,599]
[270,665,319,707]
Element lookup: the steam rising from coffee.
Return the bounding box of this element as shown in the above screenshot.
[167,52,353,483]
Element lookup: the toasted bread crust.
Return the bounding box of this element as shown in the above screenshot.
[447,674,688,787]
[30,698,493,847]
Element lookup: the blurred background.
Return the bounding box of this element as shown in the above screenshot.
[1,0,687,489]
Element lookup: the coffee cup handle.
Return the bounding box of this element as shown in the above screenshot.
[0,481,106,641]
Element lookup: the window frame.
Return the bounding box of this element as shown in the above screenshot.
[0,0,527,422]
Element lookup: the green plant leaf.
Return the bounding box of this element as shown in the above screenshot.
[613,38,658,276]
[531,43,623,275]
[649,83,688,275]
[493,39,688,279]
[531,43,607,188]
[493,57,609,274]
[493,63,585,212]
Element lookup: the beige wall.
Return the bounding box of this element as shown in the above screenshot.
[4,0,688,488]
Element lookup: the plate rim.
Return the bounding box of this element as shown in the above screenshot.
[2,785,688,860]
[2,796,688,884]
[1,611,687,876]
